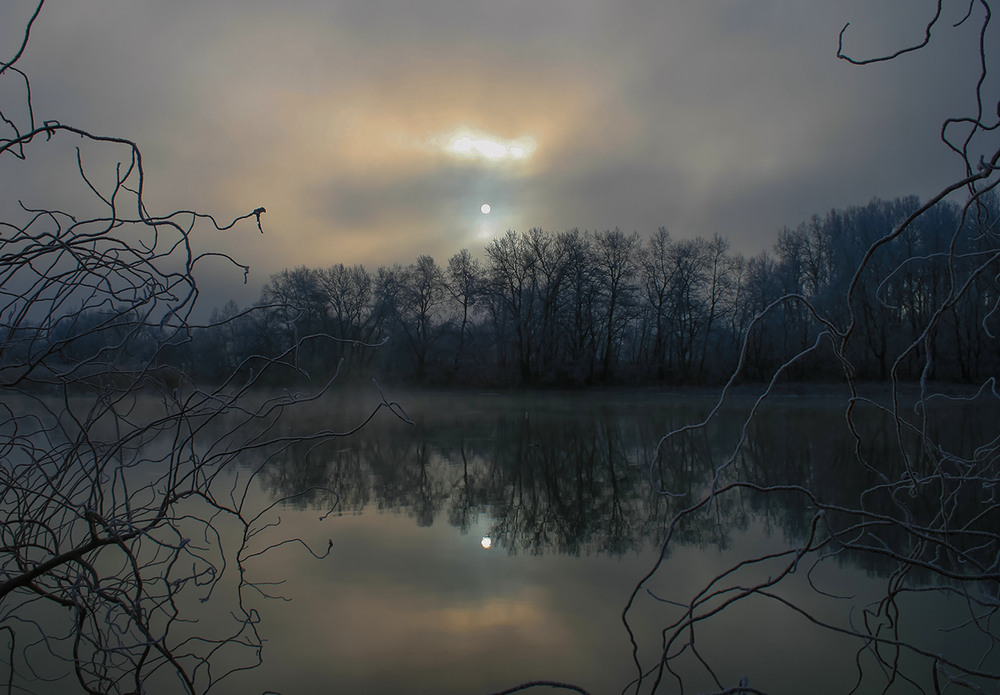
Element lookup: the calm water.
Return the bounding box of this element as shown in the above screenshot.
[9,388,998,694]
[200,388,999,695]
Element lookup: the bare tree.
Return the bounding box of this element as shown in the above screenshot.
[621,3,1000,694]
[399,255,446,381]
[485,230,540,382]
[0,3,401,693]
[592,228,640,380]
[445,248,483,376]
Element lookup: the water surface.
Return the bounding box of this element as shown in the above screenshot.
[204,388,1000,694]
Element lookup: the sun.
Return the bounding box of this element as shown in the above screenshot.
[481,203,491,215]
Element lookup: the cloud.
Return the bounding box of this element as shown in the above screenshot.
[7,0,993,303]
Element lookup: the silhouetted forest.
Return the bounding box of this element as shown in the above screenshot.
[44,193,999,388]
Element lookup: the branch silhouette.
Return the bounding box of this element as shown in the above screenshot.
[0,3,398,692]
[618,4,1000,694]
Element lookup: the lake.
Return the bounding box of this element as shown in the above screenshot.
[5,387,999,694]
[201,387,999,695]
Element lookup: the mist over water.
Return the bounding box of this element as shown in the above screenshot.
[195,389,999,695]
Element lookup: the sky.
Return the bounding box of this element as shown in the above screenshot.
[4,0,996,306]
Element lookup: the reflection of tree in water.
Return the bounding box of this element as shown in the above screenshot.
[624,391,1000,694]
[253,395,949,563]
[483,410,648,555]
[728,397,1000,579]
[252,391,1000,693]
[257,400,688,554]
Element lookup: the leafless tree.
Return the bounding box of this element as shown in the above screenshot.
[621,3,1000,694]
[0,3,402,693]
[445,248,484,376]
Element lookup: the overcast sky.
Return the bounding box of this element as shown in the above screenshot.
[5,0,994,305]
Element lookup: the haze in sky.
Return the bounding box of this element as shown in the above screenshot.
[4,0,992,303]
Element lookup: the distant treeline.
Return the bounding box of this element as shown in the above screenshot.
[41,194,1000,388]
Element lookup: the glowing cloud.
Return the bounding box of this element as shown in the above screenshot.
[438,128,536,163]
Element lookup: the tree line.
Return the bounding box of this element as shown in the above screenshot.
[43,192,986,388]
[176,192,1000,387]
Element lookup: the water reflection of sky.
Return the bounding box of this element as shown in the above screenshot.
[217,507,980,695]
[208,391,1000,694]
[221,509,652,694]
